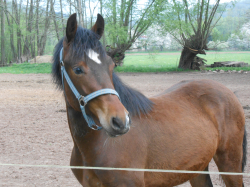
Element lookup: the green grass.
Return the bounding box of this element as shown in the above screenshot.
[0,62,52,74]
[197,52,250,65]
[0,52,249,74]
[115,54,181,72]
[115,65,188,72]
[125,50,181,54]
[115,51,250,72]
[206,66,250,71]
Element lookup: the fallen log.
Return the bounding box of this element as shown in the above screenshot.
[210,61,249,68]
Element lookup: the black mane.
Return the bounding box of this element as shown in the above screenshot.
[52,27,153,117]
[112,73,154,117]
[52,37,64,89]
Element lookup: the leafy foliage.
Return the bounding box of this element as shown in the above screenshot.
[103,0,165,55]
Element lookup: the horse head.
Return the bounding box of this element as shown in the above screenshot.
[59,13,130,137]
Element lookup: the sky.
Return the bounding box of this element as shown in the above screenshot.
[29,0,243,21]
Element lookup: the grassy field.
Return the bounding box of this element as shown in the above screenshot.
[0,51,249,74]
[115,51,250,72]
[0,63,51,74]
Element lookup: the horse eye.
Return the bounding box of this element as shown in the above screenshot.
[73,67,84,74]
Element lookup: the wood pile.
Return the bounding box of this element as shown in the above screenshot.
[207,61,249,68]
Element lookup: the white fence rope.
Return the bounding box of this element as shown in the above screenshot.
[1,163,250,176]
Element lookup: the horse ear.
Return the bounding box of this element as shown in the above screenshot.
[91,14,104,39]
[66,13,78,43]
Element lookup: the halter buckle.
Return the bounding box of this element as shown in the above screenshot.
[89,124,103,130]
[60,60,64,66]
[78,96,86,107]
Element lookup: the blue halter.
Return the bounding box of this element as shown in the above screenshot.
[60,48,120,130]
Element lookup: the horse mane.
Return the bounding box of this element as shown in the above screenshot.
[52,27,153,117]
[52,37,64,89]
[112,73,154,117]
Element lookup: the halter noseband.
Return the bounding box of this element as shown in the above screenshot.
[60,48,120,130]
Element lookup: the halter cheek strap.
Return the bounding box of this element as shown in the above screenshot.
[60,48,120,130]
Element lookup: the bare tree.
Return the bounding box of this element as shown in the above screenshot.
[52,5,60,41]
[12,0,22,63]
[59,0,64,34]
[36,0,40,55]
[1,0,5,66]
[23,0,34,60]
[4,0,16,61]
[39,0,53,55]
[77,0,84,26]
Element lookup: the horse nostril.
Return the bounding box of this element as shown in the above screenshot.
[112,117,124,131]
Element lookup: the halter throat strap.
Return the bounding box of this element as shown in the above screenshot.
[59,48,120,130]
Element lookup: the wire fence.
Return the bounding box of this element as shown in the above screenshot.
[1,163,250,176]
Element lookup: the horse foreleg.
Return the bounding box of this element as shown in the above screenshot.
[189,166,213,187]
[70,145,84,185]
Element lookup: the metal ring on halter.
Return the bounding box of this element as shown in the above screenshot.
[91,124,102,131]
[78,96,86,107]
[60,60,64,66]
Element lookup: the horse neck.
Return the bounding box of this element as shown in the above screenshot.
[66,105,92,139]
[66,106,103,153]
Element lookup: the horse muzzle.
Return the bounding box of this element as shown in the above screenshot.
[108,114,131,137]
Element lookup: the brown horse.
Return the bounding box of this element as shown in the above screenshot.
[52,13,247,187]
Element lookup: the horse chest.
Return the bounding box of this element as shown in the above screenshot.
[82,171,103,187]
[144,172,197,187]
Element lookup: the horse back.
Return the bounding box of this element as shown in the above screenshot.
[151,79,245,150]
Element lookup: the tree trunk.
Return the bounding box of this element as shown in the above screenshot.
[29,0,35,58]
[99,0,106,46]
[39,0,53,55]
[13,0,22,63]
[11,7,16,61]
[69,0,71,15]
[23,0,29,57]
[112,0,116,46]
[77,0,84,27]
[89,0,93,27]
[1,0,5,66]
[84,0,87,26]
[106,46,125,66]
[59,0,64,35]
[36,0,40,55]
[52,6,60,41]
[4,0,16,61]
[24,0,34,59]
[178,47,197,69]
[106,42,132,66]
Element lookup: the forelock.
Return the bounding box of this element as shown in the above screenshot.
[67,27,106,64]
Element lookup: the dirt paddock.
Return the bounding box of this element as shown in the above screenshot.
[0,72,250,187]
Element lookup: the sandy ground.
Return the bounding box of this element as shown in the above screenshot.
[0,72,250,187]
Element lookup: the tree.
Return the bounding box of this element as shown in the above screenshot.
[159,0,228,69]
[244,8,250,31]
[0,0,65,64]
[211,27,221,41]
[215,13,246,42]
[1,0,5,66]
[103,0,164,65]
